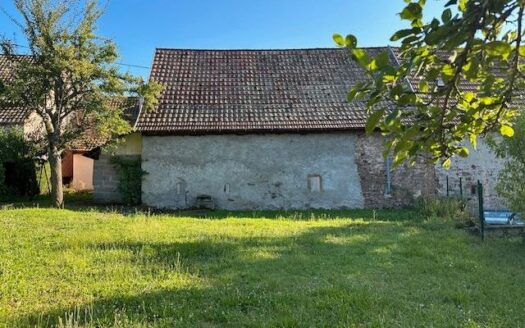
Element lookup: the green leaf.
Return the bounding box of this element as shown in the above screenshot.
[469,134,477,149]
[442,64,454,78]
[333,33,357,48]
[442,8,452,23]
[351,48,371,67]
[369,51,390,70]
[486,41,512,60]
[333,33,345,47]
[519,46,525,57]
[442,158,452,169]
[501,125,515,137]
[418,80,429,93]
[463,92,475,103]
[366,108,385,134]
[345,34,357,48]
[458,147,469,157]
[347,87,360,102]
[459,0,468,12]
[400,3,423,21]
[390,28,416,42]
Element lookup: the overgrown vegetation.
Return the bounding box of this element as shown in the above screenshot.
[110,156,145,205]
[490,113,525,216]
[415,196,468,220]
[1,207,524,327]
[0,128,39,199]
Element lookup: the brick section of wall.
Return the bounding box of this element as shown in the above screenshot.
[355,132,438,208]
[93,154,141,203]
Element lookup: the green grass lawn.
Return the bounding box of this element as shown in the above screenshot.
[0,205,524,327]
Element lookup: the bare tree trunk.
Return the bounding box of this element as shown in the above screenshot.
[48,143,63,208]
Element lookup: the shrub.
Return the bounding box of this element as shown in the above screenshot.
[0,128,39,199]
[488,113,525,217]
[110,156,145,205]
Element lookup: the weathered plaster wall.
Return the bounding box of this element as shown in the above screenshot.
[435,138,506,209]
[93,133,142,203]
[114,132,142,155]
[71,154,94,190]
[142,133,365,210]
[355,133,438,208]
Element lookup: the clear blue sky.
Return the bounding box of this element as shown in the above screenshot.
[0,0,445,77]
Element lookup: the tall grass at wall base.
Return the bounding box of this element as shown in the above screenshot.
[415,196,470,222]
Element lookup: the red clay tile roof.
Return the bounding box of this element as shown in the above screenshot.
[0,55,33,126]
[67,97,142,151]
[1,53,142,130]
[390,47,525,107]
[137,47,397,134]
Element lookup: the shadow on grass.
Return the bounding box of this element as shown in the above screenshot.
[8,221,443,327]
[10,222,410,327]
[1,191,424,223]
[1,191,96,209]
[11,217,525,327]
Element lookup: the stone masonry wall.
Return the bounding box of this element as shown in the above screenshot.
[93,133,142,204]
[434,138,507,210]
[142,133,365,210]
[93,154,142,203]
[93,154,122,203]
[355,132,438,208]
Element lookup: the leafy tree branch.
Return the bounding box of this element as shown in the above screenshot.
[335,0,525,168]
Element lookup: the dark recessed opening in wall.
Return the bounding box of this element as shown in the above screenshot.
[224,183,230,194]
[471,184,477,195]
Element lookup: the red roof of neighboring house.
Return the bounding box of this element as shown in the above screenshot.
[1,55,143,130]
[136,47,398,135]
[0,55,33,126]
[66,97,143,151]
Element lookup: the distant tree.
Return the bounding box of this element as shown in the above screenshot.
[489,113,525,215]
[0,0,162,208]
[334,0,525,167]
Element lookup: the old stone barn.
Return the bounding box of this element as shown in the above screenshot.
[94,47,505,210]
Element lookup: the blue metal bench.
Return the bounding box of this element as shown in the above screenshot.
[478,181,525,240]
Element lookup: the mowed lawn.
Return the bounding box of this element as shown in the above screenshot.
[1,207,525,327]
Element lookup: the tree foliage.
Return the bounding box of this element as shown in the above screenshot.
[0,127,39,198]
[335,0,525,167]
[110,156,145,205]
[489,113,525,215]
[0,0,162,207]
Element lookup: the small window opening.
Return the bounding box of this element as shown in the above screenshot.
[224,183,231,194]
[470,185,477,195]
[176,182,183,195]
[308,174,322,192]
